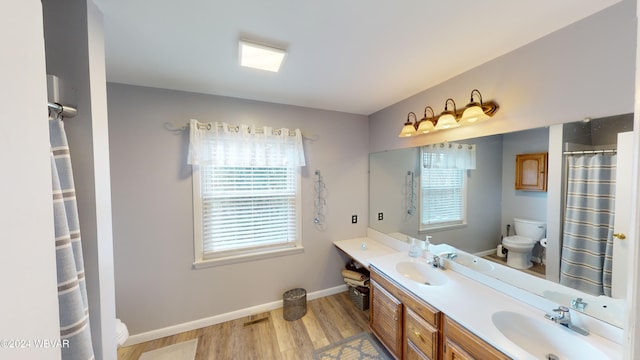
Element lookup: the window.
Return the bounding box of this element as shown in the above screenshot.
[188,120,305,267]
[420,168,466,230]
[419,143,474,231]
[193,165,301,266]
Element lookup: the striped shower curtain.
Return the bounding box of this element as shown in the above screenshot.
[560,153,616,297]
[50,118,95,360]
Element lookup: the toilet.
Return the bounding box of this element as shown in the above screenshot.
[502,218,546,269]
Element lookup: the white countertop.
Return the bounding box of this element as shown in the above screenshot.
[333,237,397,268]
[334,236,622,359]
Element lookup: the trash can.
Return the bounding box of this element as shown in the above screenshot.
[283,288,307,321]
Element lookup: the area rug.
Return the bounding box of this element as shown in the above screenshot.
[139,338,198,360]
[313,332,391,360]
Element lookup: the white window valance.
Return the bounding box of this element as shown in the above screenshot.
[422,142,476,169]
[187,119,306,167]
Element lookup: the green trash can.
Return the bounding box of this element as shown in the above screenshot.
[283,288,307,321]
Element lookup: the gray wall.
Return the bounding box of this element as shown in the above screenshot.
[368,0,635,153]
[500,128,550,234]
[107,83,369,335]
[369,136,503,253]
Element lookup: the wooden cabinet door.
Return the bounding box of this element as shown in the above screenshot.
[515,152,547,191]
[370,280,403,358]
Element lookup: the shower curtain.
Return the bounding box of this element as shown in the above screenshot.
[560,153,616,297]
[50,118,95,360]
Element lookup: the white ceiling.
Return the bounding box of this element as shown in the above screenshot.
[94,0,620,115]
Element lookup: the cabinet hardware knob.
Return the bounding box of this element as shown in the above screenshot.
[614,233,627,240]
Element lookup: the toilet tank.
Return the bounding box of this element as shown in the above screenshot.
[513,218,546,240]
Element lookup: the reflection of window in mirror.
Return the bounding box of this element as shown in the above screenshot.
[420,167,466,230]
[419,143,475,231]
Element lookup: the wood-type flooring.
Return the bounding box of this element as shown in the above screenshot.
[117,290,370,360]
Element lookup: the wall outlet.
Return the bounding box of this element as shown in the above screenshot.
[378,212,383,220]
[351,215,358,223]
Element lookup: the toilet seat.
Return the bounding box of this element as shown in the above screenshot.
[502,235,535,248]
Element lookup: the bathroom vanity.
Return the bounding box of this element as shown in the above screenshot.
[334,233,622,359]
[370,266,509,359]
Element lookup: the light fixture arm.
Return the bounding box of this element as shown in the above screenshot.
[407,111,418,125]
[423,106,435,123]
[444,98,457,114]
[470,89,483,105]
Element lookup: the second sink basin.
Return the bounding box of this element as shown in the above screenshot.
[491,311,605,359]
[452,253,494,272]
[395,261,448,286]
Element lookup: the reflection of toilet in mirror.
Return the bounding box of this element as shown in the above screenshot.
[502,218,546,269]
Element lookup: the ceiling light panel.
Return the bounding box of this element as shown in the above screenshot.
[239,40,286,72]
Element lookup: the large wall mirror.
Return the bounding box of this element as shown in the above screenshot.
[369,114,633,327]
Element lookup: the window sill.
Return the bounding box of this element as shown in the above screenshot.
[419,222,467,233]
[193,246,304,269]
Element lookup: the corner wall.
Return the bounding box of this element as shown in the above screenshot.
[43,1,116,358]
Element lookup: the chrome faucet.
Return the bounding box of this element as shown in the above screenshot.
[439,252,458,260]
[545,306,589,336]
[427,255,448,270]
[571,297,588,311]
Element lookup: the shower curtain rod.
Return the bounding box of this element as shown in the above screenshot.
[563,149,617,155]
[48,102,77,119]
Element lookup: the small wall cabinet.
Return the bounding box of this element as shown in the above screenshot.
[515,152,548,191]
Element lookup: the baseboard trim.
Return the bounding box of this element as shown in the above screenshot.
[123,284,348,346]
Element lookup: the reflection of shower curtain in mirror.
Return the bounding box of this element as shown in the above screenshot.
[560,154,616,297]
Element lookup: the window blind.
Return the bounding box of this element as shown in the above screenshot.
[200,165,298,257]
[421,168,465,227]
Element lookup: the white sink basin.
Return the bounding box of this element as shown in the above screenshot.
[395,261,448,286]
[491,311,606,359]
[452,253,494,272]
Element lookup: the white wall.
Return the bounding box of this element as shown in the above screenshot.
[107,83,369,335]
[42,1,116,358]
[0,1,61,359]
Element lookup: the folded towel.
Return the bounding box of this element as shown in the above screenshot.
[342,269,367,281]
[344,277,369,287]
[346,262,370,276]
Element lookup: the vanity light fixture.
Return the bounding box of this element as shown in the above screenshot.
[461,89,490,124]
[398,112,418,137]
[417,106,436,134]
[398,89,499,138]
[239,40,287,72]
[435,98,460,130]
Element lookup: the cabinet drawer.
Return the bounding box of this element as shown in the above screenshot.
[443,316,510,360]
[406,308,438,360]
[407,340,430,360]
